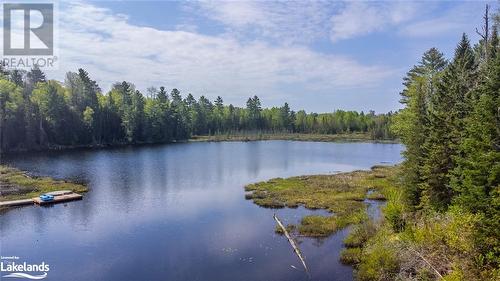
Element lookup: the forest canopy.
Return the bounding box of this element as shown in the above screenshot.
[0,67,393,152]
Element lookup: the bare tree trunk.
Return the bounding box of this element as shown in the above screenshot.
[476,5,490,62]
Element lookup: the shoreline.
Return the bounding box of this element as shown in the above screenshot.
[0,165,88,205]
[190,133,398,144]
[2,133,398,155]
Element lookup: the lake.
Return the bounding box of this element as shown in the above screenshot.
[0,141,403,281]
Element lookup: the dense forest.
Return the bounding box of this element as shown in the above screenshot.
[0,66,393,152]
[353,6,499,281]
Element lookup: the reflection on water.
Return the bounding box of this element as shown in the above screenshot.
[1,141,402,281]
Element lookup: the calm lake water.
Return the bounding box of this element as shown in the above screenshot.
[0,141,403,281]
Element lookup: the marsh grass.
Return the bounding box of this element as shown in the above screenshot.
[340,220,379,267]
[191,132,396,143]
[245,165,400,237]
[344,221,378,248]
[340,247,363,265]
[0,165,87,201]
[366,191,386,200]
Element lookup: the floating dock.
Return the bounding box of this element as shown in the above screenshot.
[0,190,83,207]
[0,198,34,207]
[33,192,82,205]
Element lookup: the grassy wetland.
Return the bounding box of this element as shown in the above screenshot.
[0,165,87,202]
[246,164,499,280]
[190,132,395,143]
[245,165,399,237]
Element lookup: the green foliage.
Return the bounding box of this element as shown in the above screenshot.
[383,188,406,232]
[420,34,477,210]
[344,221,377,248]
[0,67,394,152]
[356,228,400,281]
[0,79,22,151]
[367,8,500,279]
[340,247,362,265]
[83,106,94,128]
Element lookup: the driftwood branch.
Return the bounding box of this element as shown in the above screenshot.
[273,214,309,276]
[408,246,443,279]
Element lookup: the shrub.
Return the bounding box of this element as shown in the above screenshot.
[344,221,377,248]
[340,247,362,265]
[384,189,406,232]
[356,230,400,281]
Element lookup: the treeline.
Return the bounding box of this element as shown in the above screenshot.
[0,67,393,152]
[394,34,499,233]
[357,7,499,280]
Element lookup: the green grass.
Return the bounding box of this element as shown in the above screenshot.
[191,132,397,143]
[340,247,363,265]
[245,165,400,237]
[344,221,378,248]
[0,165,88,202]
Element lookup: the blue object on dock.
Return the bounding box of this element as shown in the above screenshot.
[39,194,54,202]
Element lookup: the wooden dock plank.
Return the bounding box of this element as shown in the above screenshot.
[45,190,73,196]
[0,199,34,207]
[33,193,83,205]
[1,191,83,208]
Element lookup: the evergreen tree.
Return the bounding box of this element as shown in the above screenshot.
[422,34,476,210]
[393,48,447,207]
[450,40,500,262]
[246,95,262,130]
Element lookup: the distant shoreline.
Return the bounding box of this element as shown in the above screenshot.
[191,132,398,144]
[1,133,398,155]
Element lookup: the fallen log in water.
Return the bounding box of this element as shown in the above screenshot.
[273,214,309,276]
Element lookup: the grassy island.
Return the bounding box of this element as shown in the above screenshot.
[0,165,87,202]
[245,165,398,236]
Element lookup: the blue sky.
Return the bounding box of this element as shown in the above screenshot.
[43,1,497,112]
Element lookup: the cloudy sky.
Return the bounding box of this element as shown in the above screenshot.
[3,1,497,112]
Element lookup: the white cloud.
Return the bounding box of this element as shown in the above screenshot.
[400,2,488,39]
[329,1,419,42]
[187,0,335,44]
[189,1,438,44]
[196,1,265,28]
[45,1,395,105]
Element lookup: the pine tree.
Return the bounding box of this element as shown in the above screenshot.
[422,34,476,210]
[27,66,46,86]
[452,40,500,209]
[157,86,168,104]
[400,48,447,104]
[393,48,447,207]
[449,28,500,267]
